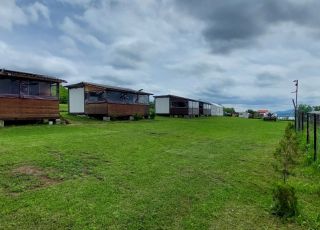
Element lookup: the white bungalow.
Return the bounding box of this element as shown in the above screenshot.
[211,103,223,116]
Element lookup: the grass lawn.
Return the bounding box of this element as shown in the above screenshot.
[0,114,312,229]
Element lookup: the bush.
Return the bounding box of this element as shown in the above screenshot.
[263,113,277,121]
[149,111,155,119]
[274,122,299,183]
[272,183,298,218]
[133,114,143,121]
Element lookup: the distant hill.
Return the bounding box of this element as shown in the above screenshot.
[275,109,294,117]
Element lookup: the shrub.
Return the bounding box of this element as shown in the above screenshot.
[133,114,143,121]
[272,122,299,218]
[272,183,298,218]
[149,111,155,119]
[274,123,299,183]
[263,113,277,121]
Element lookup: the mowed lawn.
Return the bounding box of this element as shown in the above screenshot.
[0,116,304,229]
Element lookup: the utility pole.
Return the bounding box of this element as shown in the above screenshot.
[292,80,298,131]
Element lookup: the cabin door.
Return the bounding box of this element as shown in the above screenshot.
[69,87,85,113]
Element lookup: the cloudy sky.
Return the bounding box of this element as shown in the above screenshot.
[1,0,320,111]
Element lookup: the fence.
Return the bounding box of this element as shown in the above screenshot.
[296,111,320,161]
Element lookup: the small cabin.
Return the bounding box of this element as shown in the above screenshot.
[0,69,66,121]
[239,112,249,118]
[211,103,224,116]
[154,95,200,117]
[66,82,152,118]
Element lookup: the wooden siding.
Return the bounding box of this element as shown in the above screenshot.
[108,104,148,117]
[85,103,108,115]
[84,85,103,92]
[85,102,149,117]
[170,108,189,115]
[0,97,59,120]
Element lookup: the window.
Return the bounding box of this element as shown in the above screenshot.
[29,81,40,96]
[171,101,187,108]
[0,79,59,98]
[50,83,58,97]
[0,78,19,95]
[86,91,106,102]
[138,95,149,104]
[20,81,29,95]
[39,82,51,96]
[87,90,149,104]
[106,91,133,104]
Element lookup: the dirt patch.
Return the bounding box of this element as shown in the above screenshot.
[12,165,61,188]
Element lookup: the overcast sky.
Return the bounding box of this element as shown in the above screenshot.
[1,0,320,111]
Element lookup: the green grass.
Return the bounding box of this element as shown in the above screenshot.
[0,114,313,229]
[59,103,68,113]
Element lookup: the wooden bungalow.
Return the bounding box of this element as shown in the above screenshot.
[66,82,152,118]
[0,69,66,122]
[154,95,200,117]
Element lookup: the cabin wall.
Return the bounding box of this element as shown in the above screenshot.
[170,98,189,115]
[85,103,108,115]
[155,97,170,114]
[107,104,148,117]
[203,104,211,116]
[85,102,149,117]
[69,87,85,114]
[0,97,59,120]
[211,105,223,116]
[199,102,204,115]
[188,101,199,116]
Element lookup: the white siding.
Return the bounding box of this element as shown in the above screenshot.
[239,112,249,118]
[211,103,223,116]
[155,97,170,114]
[69,87,85,113]
[193,101,199,109]
[188,101,199,115]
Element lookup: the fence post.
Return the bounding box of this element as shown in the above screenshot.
[294,108,298,132]
[307,113,310,144]
[314,114,317,162]
[298,112,301,131]
[302,112,304,130]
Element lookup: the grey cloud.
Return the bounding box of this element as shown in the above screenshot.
[167,62,225,77]
[108,40,152,70]
[93,74,135,86]
[255,72,282,87]
[175,0,320,53]
[199,85,288,106]
[194,78,236,102]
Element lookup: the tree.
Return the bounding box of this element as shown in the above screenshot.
[59,86,68,104]
[223,107,235,116]
[313,106,320,111]
[298,104,312,113]
[247,109,255,114]
[247,109,256,118]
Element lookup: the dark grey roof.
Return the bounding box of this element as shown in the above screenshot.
[0,69,66,83]
[66,82,153,95]
[154,94,211,104]
[197,100,212,105]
